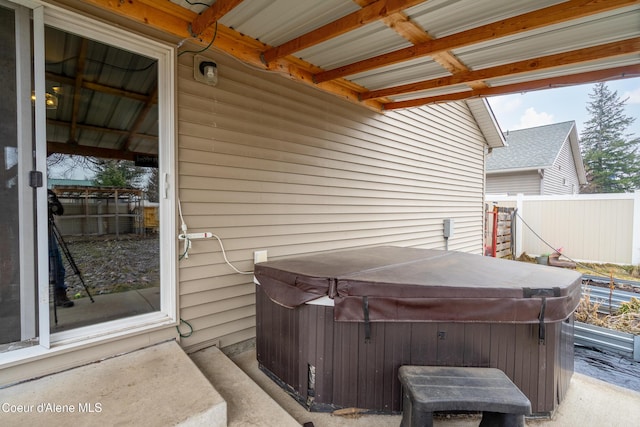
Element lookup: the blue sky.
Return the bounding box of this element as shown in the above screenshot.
[487,77,640,138]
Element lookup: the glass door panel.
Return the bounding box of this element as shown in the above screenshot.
[0,1,38,352]
[44,26,161,333]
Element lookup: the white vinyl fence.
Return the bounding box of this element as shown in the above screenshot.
[486,191,640,265]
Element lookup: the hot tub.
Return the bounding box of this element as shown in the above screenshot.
[254,246,581,415]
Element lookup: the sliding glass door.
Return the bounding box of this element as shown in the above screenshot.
[0,0,44,352]
[1,0,174,362]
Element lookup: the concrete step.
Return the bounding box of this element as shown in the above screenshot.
[0,340,226,426]
[190,345,300,427]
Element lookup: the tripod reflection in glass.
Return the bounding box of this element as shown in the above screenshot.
[48,190,94,325]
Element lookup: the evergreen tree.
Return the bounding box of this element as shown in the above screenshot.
[580,83,640,193]
[92,159,145,188]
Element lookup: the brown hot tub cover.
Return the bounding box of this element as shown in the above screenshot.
[253,246,581,324]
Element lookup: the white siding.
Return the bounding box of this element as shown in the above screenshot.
[177,52,489,351]
[542,139,581,195]
[486,171,541,195]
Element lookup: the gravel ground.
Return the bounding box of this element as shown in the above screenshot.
[60,235,159,299]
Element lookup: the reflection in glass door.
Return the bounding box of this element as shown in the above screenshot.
[44,25,161,333]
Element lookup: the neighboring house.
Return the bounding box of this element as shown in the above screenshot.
[1,0,631,387]
[486,121,587,195]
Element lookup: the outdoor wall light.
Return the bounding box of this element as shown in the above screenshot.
[194,55,218,86]
[30,91,59,109]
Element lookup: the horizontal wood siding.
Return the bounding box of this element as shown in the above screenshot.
[177,52,488,350]
[543,140,580,195]
[486,171,541,195]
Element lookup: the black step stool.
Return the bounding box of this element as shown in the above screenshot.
[398,366,531,427]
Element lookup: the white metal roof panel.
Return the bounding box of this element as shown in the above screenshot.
[455,7,640,70]
[405,0,565,39]
[172,0,209,14]
[296,21,412,70]
[349,57,449,91]
[218,0,359,46]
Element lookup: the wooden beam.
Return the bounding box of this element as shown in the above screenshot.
[314,0,639,83]
[47,119,157,141]
[79,0,384,111]
[261,0,426,64]
[353,0,487,92]
[362,38,640,100]
[47,141,151,161]
[68,38,88,144]
[382,65,640,110]
[190,0,245,36]
[352,0,471,75]
[46,71,152,103]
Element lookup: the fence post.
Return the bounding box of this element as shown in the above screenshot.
[633,190,640,265]
[515,193,524,258]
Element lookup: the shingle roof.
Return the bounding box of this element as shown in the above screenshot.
[486,121,575,172]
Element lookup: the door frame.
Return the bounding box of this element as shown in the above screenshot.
[1,0,177,368]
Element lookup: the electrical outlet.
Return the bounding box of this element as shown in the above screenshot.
[254,250,268,264]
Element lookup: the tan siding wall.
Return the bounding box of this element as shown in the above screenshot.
[177,52,488,351]
[542,140,580,195]
[486,171,541,195]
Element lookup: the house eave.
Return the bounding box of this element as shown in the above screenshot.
[486,166,548,175]
[466,98,506,149]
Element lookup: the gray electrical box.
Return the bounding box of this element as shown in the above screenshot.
[443,219,454,238]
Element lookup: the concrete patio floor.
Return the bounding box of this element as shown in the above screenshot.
[219,346,640,427]
[1,340,638,426]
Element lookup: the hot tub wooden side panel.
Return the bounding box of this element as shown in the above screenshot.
[256,285,574,415]
[256,285,301,392]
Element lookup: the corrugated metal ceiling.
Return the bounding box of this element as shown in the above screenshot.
[162,0,639,110]
[43,0,638,160]
[44,25,158,157]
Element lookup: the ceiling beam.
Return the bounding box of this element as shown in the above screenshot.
[261,0,426,64]
[68,38,88,145]
[189,0,245,36]
[352,0,486,92]
[47,119,157,141]
[383,65,640,110]
[79,0,384,111]
[46,71,153,103]
[352,0,472,76]
[313,0,638,83]
[362,38,640,100]
[47,141,152,161]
